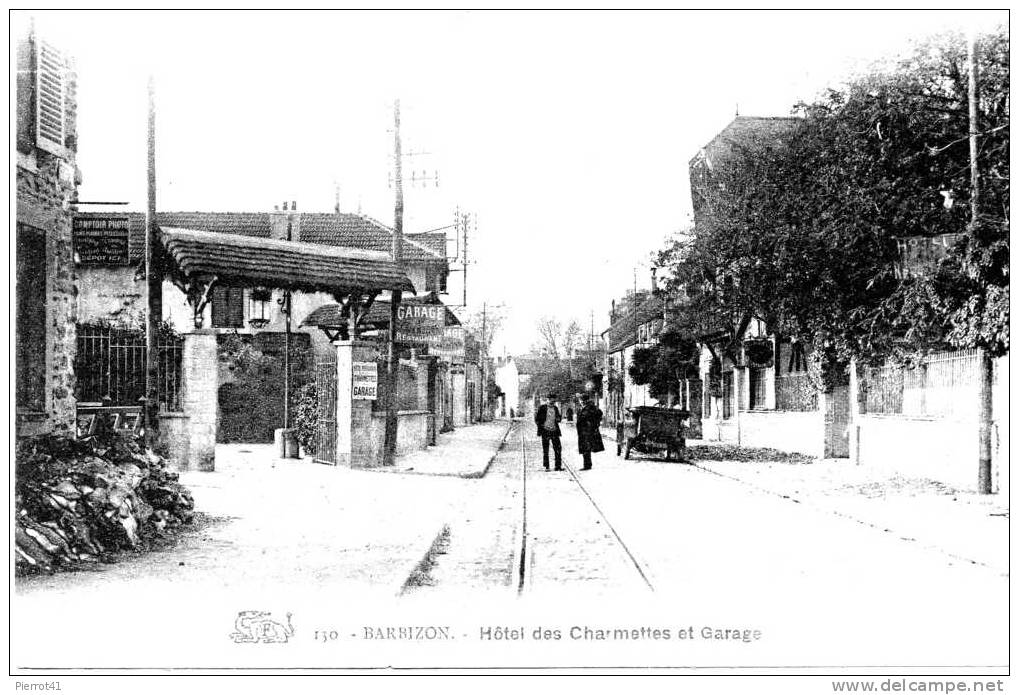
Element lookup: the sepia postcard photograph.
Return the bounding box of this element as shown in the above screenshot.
[8,7,1011,690]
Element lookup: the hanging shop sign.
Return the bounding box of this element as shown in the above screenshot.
[352,362,378,400]
[73,216,130,265]
[432,327,466,363]
[394,303,446,346]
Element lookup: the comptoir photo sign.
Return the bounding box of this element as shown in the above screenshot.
[73,216,130,265]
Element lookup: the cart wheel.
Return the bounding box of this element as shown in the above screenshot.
[623,440,632,460]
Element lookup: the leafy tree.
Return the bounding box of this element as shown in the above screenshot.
[627,328,700,401]
[669,26,1008,371]
[461,303,506,358]
[520,366,587,407]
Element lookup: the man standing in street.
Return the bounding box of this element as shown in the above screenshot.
[534,393,563,471]
[576,393,604,471]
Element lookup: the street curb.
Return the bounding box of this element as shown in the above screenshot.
[398,524,451,596]
[360,422,514,479]
[459,421,514,479]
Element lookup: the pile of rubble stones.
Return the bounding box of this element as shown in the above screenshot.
[15,431,195,575]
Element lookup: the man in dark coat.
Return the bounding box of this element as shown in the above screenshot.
[534,393,563,471]
[576,393,604,471]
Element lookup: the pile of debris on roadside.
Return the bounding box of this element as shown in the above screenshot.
[683,443,814,464]
[15,431,195,575]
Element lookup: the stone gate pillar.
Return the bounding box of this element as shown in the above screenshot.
[335,340,380,467]
[848,357,862,465]
[181,330,218,471]
[416,355,438,445]
[732,366,742,447]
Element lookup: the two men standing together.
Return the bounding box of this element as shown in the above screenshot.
[534,393,604,471]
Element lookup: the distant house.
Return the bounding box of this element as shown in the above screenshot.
[493,356,520,418]
[512,353,593,416]
[600,290,666,426]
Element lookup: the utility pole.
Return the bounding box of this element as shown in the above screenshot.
[283,206,294,431]
[144,76,161,447]
[462,212,469,308]
[969,33,994,495]
[384,100,405,466]
[481,302,487,422]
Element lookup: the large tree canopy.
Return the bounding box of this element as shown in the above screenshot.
[667,27,1008,369]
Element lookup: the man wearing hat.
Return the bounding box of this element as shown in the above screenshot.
[534,393,563,471]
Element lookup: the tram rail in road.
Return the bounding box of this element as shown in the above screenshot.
[514,423,655,595]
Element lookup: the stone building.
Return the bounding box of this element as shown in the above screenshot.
[72,208,450,444]
[73,208,448,360]
[15,28,80,439]
[600,290,665,427]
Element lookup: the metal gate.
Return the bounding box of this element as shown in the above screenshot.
[825,385,850,458]
[315,357,337,465]
[75,324,183,411]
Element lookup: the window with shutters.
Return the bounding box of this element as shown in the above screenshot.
[35,38,66,155]
[425,265,448,293]
[211,286,245,328]
[17,224,47,411]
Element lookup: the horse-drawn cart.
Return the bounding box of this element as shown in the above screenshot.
[616,406,690,461]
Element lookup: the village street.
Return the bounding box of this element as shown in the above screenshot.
[13,419,1008,670]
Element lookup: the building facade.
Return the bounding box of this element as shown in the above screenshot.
[15,29,80,439]
[601,291,665,426]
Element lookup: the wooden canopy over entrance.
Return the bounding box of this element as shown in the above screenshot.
[160,227,414,329]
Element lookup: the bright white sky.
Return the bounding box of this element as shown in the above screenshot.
[15,9,1005,355]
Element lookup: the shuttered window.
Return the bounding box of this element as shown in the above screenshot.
[211,286,245,328]
[35,39,66,154]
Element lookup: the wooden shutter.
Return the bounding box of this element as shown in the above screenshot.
[212,287,244,328]
[35,38,66,155]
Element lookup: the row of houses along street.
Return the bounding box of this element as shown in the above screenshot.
[12,11,1010,677]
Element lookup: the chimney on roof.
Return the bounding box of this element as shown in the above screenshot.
[334,185,341,214]
[611,299,616,322]
[270,200,301,241]
[650,267,658,294]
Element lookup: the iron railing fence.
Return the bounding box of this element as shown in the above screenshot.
[862,349,981,419]
[75,324,184,412]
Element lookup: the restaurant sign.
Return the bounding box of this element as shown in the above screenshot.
[432,327,466,364]
[73,217,130,265]
[394,304,445,346]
